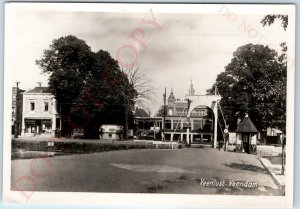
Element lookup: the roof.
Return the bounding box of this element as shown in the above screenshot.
[25,87,51,94]
[135,117,163,120]
[168,92,175,101]
[235,115,258,133]
[12,87,25,93]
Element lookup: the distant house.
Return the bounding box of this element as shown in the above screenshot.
[253,127,283,145]
[21,84,59,137]
[263,127,283,144]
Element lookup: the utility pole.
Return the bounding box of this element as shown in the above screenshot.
[162,87,166,141]
[14,81,20,138]
[281,95,286,175]
[186,99,191,145]
[281,136,285,175]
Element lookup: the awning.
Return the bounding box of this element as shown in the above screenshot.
[25,118,52,125]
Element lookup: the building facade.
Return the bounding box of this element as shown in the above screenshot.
[164,80,221,146]
[165,88,213,142]
[21,85,59,137]
[135,81,221,148]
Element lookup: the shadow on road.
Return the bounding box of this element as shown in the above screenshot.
[223,163,268,174]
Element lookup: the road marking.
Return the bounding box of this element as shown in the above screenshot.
[111,163,195,173]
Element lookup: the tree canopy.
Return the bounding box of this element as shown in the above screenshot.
[261,15,288,30]
[36,35,136,138]
[156,105,168,117]
[207,43,286,133]
[119,65,154,139]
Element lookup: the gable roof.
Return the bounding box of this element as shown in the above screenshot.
[235,115,258,133]
[25,87,51,94]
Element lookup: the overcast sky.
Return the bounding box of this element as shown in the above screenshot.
[5,4,288,115]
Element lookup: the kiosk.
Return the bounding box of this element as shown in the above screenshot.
[235,114,258,154]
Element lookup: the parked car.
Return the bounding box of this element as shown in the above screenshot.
[99,124,123,140]
[140,130,161,140]
[55,129,61,138]
[73,129,84,139]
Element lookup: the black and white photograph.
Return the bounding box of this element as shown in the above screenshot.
[2,3,295,207]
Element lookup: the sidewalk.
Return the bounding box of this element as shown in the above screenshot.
[259,157,285,194]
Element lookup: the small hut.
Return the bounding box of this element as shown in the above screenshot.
[235,114,258,154]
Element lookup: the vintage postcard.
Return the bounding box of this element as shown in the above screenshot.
[2,2,295,207]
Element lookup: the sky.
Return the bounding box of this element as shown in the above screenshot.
[5,4,288,115]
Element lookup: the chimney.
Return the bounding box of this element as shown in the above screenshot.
[37,82,42,87]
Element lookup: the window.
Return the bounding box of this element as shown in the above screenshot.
[165,120,171,129]
[173,120,181,129]
[176,108,187,116]
[193,120,203,130]
[182,121,190,130]
[44,102,49,111]
[191,109,207,117]
[30,102,35,111]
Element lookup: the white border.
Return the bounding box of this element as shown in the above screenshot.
[2,3,295,208]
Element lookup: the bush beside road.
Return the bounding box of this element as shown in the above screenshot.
[12,138,182,159]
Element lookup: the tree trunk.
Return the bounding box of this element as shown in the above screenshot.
[60,105,73,138]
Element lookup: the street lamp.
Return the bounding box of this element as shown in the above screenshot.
[14,81,20,138]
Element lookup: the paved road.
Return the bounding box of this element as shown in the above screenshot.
[11,148,281,195]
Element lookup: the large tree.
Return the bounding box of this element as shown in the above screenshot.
[120,65,154,139]
[207,43,286,133]
[36,35,135,138]
[122,65,154,110]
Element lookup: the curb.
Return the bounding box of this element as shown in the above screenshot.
[259,158,285,195]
